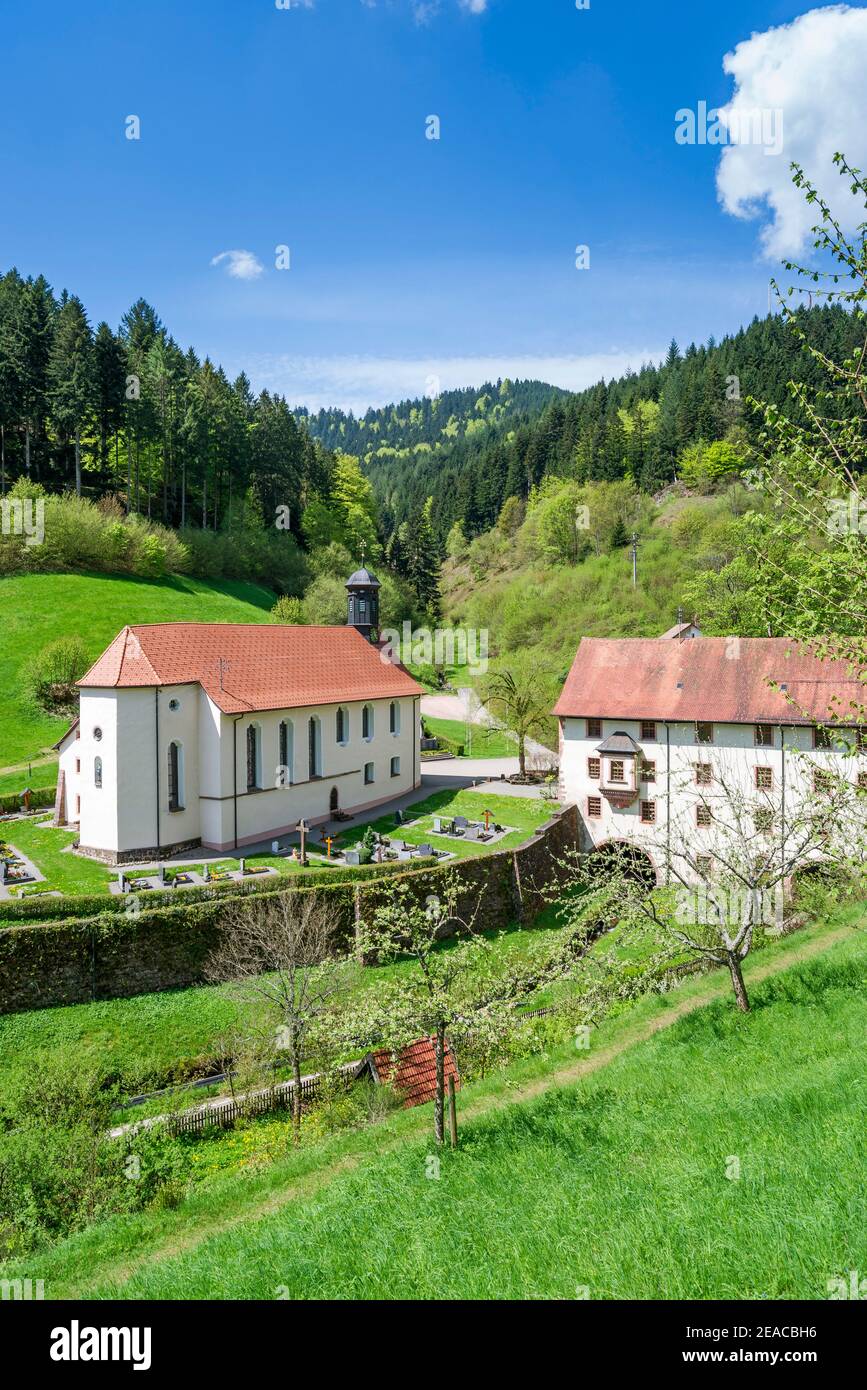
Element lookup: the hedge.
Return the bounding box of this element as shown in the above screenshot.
[0,807,580,1013]
[0,787,56,815]
[0,854,438,925]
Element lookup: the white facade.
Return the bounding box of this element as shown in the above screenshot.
[59,685,421,862]
[560,714,865,885]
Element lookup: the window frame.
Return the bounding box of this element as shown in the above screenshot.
[246,723,262,792]
[695,722,714,745]
[587,756,601,780]
[364,761,375,786]
[587,795,602,819]
[168,741,184,812]
[640,720,656,742]
[754,723,774,748]
[639,799,656,824]
[586,717,602,739]
[754,766,773,790]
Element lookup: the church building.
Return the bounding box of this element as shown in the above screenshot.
[55,568,422,864]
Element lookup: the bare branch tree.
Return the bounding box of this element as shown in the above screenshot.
[204,891,356,1140]
[552,749,865,1012]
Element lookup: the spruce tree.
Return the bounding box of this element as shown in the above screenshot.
[48,294,94,496]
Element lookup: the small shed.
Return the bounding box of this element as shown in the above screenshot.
[359,1036,459,1108]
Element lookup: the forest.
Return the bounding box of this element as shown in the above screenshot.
[301,306,864,548]
[1,256,863,635]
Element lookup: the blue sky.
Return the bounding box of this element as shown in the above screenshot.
[3,0,866,411]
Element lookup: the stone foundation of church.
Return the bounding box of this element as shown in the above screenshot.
[76,837,203,866]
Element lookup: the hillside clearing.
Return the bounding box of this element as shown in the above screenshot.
[0,572,277,766]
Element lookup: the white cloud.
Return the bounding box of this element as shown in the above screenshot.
[210,250,265,281]
[715,5,867,260]
[459,0,488,11]
[236,350,665,415]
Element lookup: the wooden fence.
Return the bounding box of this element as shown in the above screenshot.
[163,1063,364,1137]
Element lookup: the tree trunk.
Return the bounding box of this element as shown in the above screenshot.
[727,952,750,1012]
[25,425,31,474]
[291,1051,302,1144]
[75,427,81,496]
[518,735,526,777]
[434,1021,445,1145]
[181,458,186,528]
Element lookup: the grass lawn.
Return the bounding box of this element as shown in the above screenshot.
[335,788,555,860]
[0,904,574,1097]
[0,756,58,796]
[2,817,116,895]
[422,715,518,759]
[5,916,863,1298]
[0,571,277,767]
[0,819,345,899]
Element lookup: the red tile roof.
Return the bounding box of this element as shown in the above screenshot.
[79,623,422,714]
[554,637,865,726]
[369,1037,459,1109]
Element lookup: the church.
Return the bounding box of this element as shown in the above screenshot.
[54,568,422,864]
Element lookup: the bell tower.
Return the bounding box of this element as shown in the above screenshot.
[345,558,380,642]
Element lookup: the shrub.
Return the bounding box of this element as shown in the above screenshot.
[271,595,305,624]
[21,637,89,712]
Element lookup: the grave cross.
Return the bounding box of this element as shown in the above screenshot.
[295,818,309,866]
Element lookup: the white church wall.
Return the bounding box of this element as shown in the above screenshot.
[201,694,421,851]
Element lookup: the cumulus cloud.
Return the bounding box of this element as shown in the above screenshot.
[237,350,665,415]
[715,5,867,260]
[459,0,488,11]
[210,250,265,281]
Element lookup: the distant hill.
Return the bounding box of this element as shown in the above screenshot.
[0,573,277,767]
[311,307,862,547]
[297,378,566,529]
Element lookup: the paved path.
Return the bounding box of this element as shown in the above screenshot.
[421,691,554,765]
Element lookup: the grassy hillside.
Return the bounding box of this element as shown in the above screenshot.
[0,572,277,767]
[5,919,862,1299]
[443,488,745,683]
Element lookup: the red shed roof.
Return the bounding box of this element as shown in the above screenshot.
[554,637,865,726]
[78,623,422,714]
[368,1037,459,1109]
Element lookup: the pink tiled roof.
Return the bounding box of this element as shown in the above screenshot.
[79,623,422,714]
[370,1037,459,1109]
[554,637,865,725]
